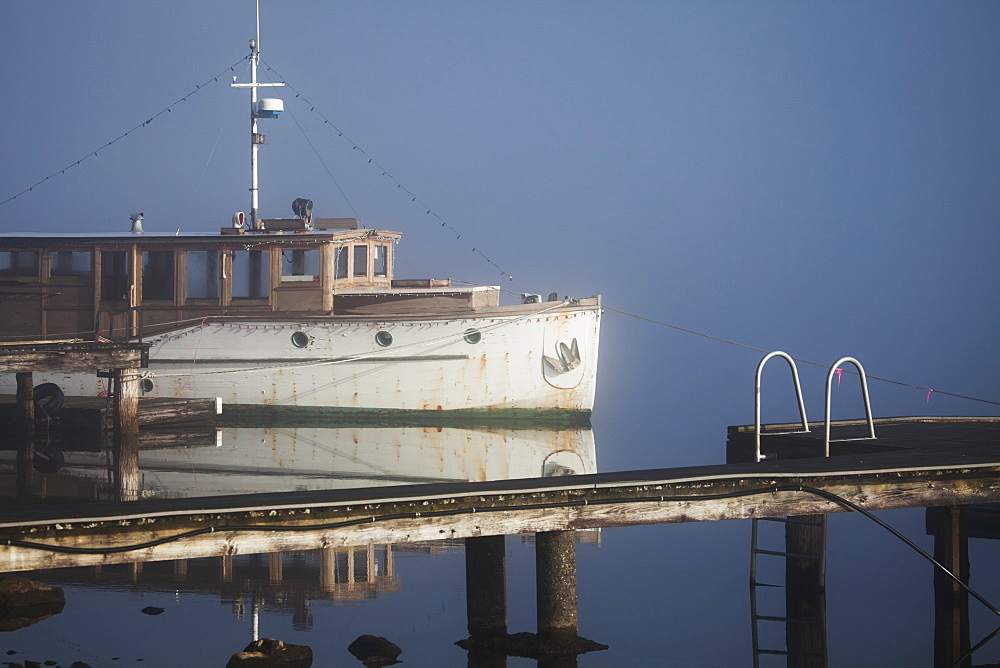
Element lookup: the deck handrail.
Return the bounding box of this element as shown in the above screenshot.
[824,356,876,456]
[755,351,810,462]
[94,306,144,344]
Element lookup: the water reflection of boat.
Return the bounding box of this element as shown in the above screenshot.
[144,426,596,497]
[0,425,597,500]
[28,544,403,631]
[0,424,599,643]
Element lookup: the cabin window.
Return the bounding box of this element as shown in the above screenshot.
[281,249,319,281]
[50,251,92,278]
[374,245,388,277]
[142,251,175,301]
[0,251,39,278]
[232,249,269,299]
[334,246,348,279]
[353,245,368,277]
[375,330,393,347]
[185,251,219,299]
[101,251,130,301]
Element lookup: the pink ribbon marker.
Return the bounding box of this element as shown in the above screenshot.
[834,368,843,386]
[926,389,933,403]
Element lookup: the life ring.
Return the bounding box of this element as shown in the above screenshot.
[32,382,65,414]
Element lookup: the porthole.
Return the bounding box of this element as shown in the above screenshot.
[375,330,393,347]
[463,328,482,344]
[140,378,154,394]
[291,331,309,348]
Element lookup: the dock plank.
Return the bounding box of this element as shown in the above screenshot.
[0,416,996,572]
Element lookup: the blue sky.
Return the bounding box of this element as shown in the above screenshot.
[2,0,998,468]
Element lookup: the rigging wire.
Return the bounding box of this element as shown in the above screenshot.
[148,300,571,379]
[604,305,1000,407]
[0,57,250,209]
[258,58,526,291]
[284,104,364,226]
[177,59,247,229]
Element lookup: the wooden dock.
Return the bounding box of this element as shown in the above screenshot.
[0,416,997,572]
[0,394,221,436]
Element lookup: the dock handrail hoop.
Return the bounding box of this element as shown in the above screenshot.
[755,351,810,462]
[824,356,876,457]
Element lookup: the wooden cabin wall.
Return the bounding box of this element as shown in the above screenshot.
[334,292,478,316]
[0,292,42,339]
[1,233,403,342]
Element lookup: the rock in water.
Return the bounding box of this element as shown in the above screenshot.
[226,638,312,667]
[0,576,66,632]
[347,635,402,665]
[140,606,164,616]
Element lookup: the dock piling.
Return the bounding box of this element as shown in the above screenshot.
[14,372,34,500]
[927,506,971,668]
[536,530,578,641]
[111,368,140,501]
[465,535,508,640]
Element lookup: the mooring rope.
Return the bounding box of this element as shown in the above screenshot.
[604,305,1000,407]
[150,300,574,378]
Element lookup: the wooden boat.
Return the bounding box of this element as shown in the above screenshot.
[0,225,600,418]
[0,12,600,420]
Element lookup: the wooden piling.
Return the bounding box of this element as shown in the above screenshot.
[785,515,828,668]
[536,530,578,641]
[112,368,140,501]
[465,535,508,639]
[14,371,34,501]
[269,552,283,584]
[320,546,335,591]
[927,506,970,668]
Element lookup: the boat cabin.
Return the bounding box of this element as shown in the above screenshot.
[0,219,500,340]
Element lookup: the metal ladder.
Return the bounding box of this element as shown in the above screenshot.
[755,352,877,461]
[750,351,873,666]
[750,515,828,667]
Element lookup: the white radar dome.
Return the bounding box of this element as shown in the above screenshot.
[256,98,284,118]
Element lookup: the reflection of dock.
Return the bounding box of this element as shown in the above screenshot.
[0,416,997,572]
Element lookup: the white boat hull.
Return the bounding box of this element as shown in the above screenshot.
[6,303,600,415]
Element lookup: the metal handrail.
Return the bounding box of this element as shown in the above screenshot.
[94,305,117,341]
[94,306,144,344]
[824,356,876,457]
[755,351,810,462]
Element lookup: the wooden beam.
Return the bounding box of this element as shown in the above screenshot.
[1,464,999,573]
[0,342,148,372]
[312,218,359,230]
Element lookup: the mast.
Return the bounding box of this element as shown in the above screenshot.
[230,0,284,230]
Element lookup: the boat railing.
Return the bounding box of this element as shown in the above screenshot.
[754,351,810,462]
[95,305,144,344]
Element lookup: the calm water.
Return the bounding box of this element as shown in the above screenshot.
[2,422,999,667]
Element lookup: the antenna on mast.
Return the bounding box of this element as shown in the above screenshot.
[230,0,285,231]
